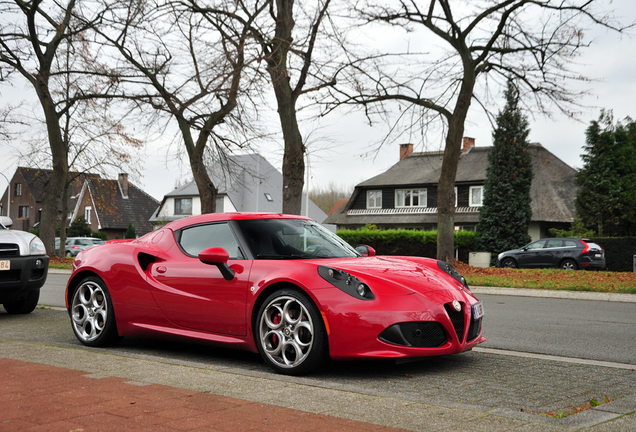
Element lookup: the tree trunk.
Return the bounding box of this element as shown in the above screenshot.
[35,82,68,256]
[58,182,69,257]
[437,61,475,262]
[267,0,304,215]
[177,118,217,214]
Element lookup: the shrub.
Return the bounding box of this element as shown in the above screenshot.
[337,229,478,261]
[590,237,636,272]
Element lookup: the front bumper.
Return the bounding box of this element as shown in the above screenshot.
[317,287,484,361]
[0,255,49,302]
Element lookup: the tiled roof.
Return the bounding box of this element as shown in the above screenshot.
[87,178,159,235]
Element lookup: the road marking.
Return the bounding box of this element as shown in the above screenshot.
[474,347,636,370]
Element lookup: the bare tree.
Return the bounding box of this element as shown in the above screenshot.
[329,0,629,261]
[88,0,268,214]
[199,0,342,214]
[0,0,112,254]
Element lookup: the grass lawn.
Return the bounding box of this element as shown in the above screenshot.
[454,261,636,294]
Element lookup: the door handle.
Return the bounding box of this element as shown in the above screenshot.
[156,266,167,274]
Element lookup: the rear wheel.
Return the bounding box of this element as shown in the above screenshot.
[501,258,517,268]
[3,290,40,314]
[70,276,121,347]
[561,259,578,270]
[255,289,328,375]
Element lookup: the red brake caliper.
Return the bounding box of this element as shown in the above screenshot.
[272,313,281,347]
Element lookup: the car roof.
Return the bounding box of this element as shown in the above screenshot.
[162,213,312,231]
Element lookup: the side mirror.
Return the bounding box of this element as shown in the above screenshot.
[355,245,376,257]
[0,216,13,228]
[199,247,235,281]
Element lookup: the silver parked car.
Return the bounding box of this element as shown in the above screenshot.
[0,216,49,314]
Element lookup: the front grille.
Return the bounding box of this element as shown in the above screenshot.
[379,322,447,348]
[0,243,19,258]
[0,269,20,282]
[444,303,465,343]
[467,317,482,342]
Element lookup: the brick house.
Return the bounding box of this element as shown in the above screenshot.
[1,167,159,239]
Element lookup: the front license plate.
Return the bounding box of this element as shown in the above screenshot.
[472,301,484,320]
[0,260,10,270]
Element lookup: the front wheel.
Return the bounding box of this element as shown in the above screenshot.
[561,259,578,271]
[70,276,121,347]
[255,289,328,375]
[3,290,40,314]
[501,258,517,268]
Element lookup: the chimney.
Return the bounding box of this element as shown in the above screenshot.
[462,137,475,153]
[399,143,414,161]
[118,173,129,199]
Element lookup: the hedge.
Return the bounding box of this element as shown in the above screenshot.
[589,237,636,272]
[336,229,479,262]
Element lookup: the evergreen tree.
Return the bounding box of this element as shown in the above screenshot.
[125,222,137,239]
[477,81,533,257]
[576,111,636,236]
[67,216,92,237]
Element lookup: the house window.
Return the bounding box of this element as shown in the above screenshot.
[18,206,28,219]
[67,211,73,220]
[14,183,22,196]
[469,186,484,207]
[366,190,382,209]
[395,189,427,207]
[455,187,458,207]
[174,198,193,215]
[85,206,92,224]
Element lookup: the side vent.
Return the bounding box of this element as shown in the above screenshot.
[138,252,158,271]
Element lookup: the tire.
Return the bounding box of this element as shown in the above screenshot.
[3,290,40,314]
[69,276,121,347]
[501,258,517,268]
[66,251,72,257]
[561,259,578,271]
[255,288,328,375]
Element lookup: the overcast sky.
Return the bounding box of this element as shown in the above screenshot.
[1,1,635,203]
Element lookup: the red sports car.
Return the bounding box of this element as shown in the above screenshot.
[66,213,485,375]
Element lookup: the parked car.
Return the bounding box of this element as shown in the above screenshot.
[497,238,605,270]
[0,216,49,314]
[64,237,104,257]
[65,213,485,375]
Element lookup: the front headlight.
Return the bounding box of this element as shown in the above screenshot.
[498,252,504,260]
[30,236,46,255]
[437,260,469,290]
[318,266,375,300]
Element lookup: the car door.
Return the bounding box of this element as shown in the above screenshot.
[517,240,546,267]
[148,222,251,336]
[539,239,564,267]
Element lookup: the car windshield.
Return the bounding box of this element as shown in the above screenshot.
[237,219,360,259]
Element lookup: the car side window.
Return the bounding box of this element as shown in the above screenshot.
[179,223,242,259]
[526,240,546,250]
[564,240,578,247]
[545,240,563,248]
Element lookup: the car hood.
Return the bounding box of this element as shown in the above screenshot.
[0,229,37,255]
[317,256,467,296]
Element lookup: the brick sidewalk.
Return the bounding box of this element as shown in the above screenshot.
[0,359,406,431]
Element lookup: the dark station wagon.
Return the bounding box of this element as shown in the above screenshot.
[497,238,605,270]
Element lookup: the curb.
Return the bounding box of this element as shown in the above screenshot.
[471,286,636,303]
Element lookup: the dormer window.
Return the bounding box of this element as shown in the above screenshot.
[367,190,382,209]
[174,198,193,215]
[395,189,427,207]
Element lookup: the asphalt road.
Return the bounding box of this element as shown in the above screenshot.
[40,271,636,365]
[479,294,636,365]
